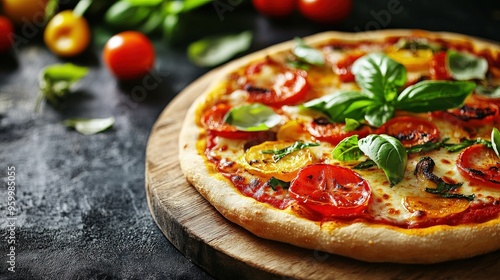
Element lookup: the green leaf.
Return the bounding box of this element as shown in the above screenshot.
[292,37,325,66]
[425,182,474,201]
[395,80,475,112]
[224,103,281,131]
[73,0,94,17]
[45,0,58,21]
[261,141,319,162]
[63,117,115,135]
[447,50,488,80]
[138,9,165,34]
[344,118,361,132]
[37,63,89,110]
[394,38,442,52]
[332,135,363,161]
[105,1,152,28]
[125,0,163,6]
[268,177,290,190]
[442,138,491,153]
[358,134,407,186]
[364,103,394,127]
[182,0,212,12]
[188,31,253,67]
[351,53,407,101]
[476,84,500,99]
[162,14,179,40]
[302,91,374,123]
[492,128,500,158]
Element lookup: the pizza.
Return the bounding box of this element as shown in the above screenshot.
[178,30,500,264]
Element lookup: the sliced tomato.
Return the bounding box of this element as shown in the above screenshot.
[202,104,261,139]
[432,101,500,127]
[334,52,364,83]
[429,51,452,80]
[457,144,500,189]
[376,116,440,147]
[289,164,372,218]
[242,61,310,107]
[305,117,372,145]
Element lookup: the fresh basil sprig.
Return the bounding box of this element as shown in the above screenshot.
[303,53,475,127]
[291,37,325,67]
[261,141,319,162]
[63,117,115,135]
[492,128,500,158]
[224,103,281,131]
[332,134,407,186]
[447,50,488,80]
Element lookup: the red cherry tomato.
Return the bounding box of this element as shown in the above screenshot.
[431,101,500,127]
[298,0,353,24]
[242,61,310,107]
[334,52,364,83]
[376,116,440,147]
[103,31,155,80]
[0,16,14,53]
[252,0,296,18]
[457,144,500,189]
[305,117,372,145]
[289,164,372,218]
[429,51,452,80]
[202,103,263,139]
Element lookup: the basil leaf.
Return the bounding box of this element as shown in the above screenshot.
[426,181,474,201]
[358,134,407,186]
[394,38,442,52]
[37,63,88,110]
[353,159,376,170]
[105,1,152,28]
[224,103,281,131]
[261,141,319,162]
[364,103,394,127]
[395,80,475,112]
[126,0,163,6]
[188,31,252,67]
[268,177,290,190]
[406,140,443,154]
[344,118,361,132]
[302,91,374,123]
[447,50,488,80]
[442,138,491,152]
[292,37,325,66]
[332,135,363,161]
[63,117,115,135]
[492,128,500,158]
[476,84,500,99]
[351,53,406,102]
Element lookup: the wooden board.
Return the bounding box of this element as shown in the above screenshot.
[145,68,500,280]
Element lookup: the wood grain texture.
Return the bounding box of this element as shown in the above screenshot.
[145,64,500,280]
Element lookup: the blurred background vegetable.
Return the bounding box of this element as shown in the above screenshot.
[0,15,13,52]
[1,0,49,24]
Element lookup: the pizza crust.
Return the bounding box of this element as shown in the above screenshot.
[179,30,500,264]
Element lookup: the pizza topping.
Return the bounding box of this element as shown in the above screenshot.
[492,128,500,157]
[331,135,363,161]
[291,37,326,67]
[447,50,488,80]
[358,134,408,186]
[414,156,474,200]
[393,37,442,52]
[334,51,364,83]
[202,103,264,139]
[403,196,470,219]
[240,141,316,181]
[376,116,440,147]
[432,101,499,127]
[474,84,500,105]
[305,117,372,145]
[224,103,282,131]
[289,164,372,218]
[430,51,452,80]
[267,176,290,191]
[457,144,500,189]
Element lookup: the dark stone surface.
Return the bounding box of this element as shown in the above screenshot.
[1,1,500,279]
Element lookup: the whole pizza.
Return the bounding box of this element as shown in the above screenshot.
[179,30,500,264]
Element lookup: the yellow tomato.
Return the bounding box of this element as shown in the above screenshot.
[387,48,433,72]
[276,120,312,142]
[43,10,90,57]
[2,0,49,25]
[403,196,470,219]
[240,141,315,181]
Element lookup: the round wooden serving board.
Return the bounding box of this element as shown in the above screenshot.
[145,69,500,280]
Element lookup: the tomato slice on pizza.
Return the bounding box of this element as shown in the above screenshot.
[376,116,440,147]
[457,144,500,189]
[289,164,371,218]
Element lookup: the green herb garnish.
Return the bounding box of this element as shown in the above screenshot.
[268,177,290,191]
[261,141,319,162]
[291,37,325,67]
[63,117,115,135]
[492,128,500,158]
[224,103,281,131]
[447,50,488,80]
[331,135,363,161]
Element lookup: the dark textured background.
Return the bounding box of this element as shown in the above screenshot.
[1,0,500,279]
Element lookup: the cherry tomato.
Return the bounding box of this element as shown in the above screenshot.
[2,0,48,25]
[0,16,14,53]
[431,101,500,127]
[334,52,364,83]
[242,61,310,107]
[429,51,452,80]
[457,144,500,189]
[289,164,372,218]
[43,10,90,57]
[202,103,262,139]
[252,0,296,18]
[376,116,440,147]
[103,31,155,80]
[305,117,372,145]
[298,0,353,24]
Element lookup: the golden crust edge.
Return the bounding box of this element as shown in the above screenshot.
[178,29,500,264]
